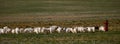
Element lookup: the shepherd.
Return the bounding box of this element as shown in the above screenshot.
[104,20,108,31]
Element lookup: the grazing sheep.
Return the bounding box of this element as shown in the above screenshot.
[65,27,76,33]
[72,27,77,33]
[86,27,95,32]
[3,26,11,34]
[33,27,41,34]
[49,25,58,33]
[24,28,33,33]
[11,29,15,34]
[99,26,105,32]
[11,28,19,34]
[75,27,85,32]
[14,27,19,34]
[56,27,62,33]
[65,27,72,33]
[42,26,58,33]
[42,27,52,33]
[41,27,45,33]
[0,28,4,34]
[19,28,24,33]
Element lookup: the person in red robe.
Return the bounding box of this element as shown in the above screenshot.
[104,20,108,31]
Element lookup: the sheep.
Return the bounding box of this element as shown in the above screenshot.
[11,27,24,34]
[19,28,24,33]
[11,29,15,34]
[56,27,62,33]
[86,27,95,32]
[62,27,66,32]
[49,25,58,33]
[0,28,4,34]
[42,27,52,33]
[65,27,77,33]
[41,27,47,33]
[11,28,24,34]
[75,27,85,32]
[41,27,45,33]
[24,28,33,33]
[99,26,105,32]
[72,27,77,33]
[65,27,72,33]
[14,27,19,34]
[3,26,11,34]
[42,26,58,33]
[33,27,41,34]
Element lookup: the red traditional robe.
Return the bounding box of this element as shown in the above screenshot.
[104,20,108,31]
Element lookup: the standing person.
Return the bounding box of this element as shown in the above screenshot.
[104,20,108,31]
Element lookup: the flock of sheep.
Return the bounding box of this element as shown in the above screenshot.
[0,26,105,34]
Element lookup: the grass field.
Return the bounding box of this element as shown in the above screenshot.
[0,0,120,44]
[0,0,120,22]
[0,31,120,44]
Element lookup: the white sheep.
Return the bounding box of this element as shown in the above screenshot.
[42,27,52,33]
[24,28,33,33]
[19,28,24,33]
[3,26,11,34]
[86,27,95,32]
[33,27,41,34]
[99,26,105,32]
[11,29,15,34]
[11,27,22,34]
[41,27,48,33]
[42,26,58,33]
[41,27,45,33]
[14,27,19,34]
[73,27,77,33]
[65,27,76,33]
[0,28,4,34]
[56,27,62,33]
[75,27,85,32]
[49,25,58,33]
